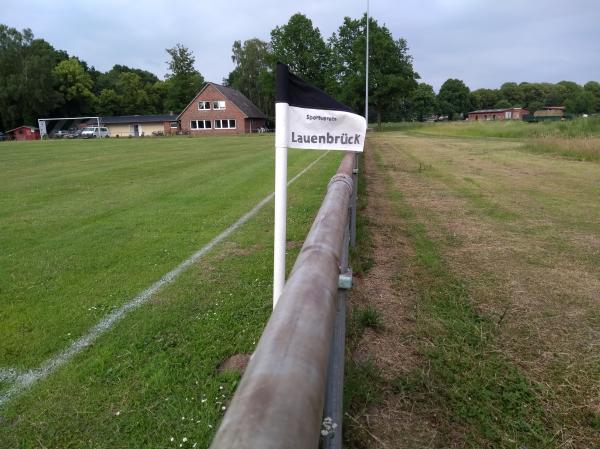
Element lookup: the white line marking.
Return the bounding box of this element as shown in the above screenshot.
[0,368,20,382]
[0,151,330,408]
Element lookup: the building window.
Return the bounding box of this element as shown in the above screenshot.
[191,120,212,130]
[214,119,236,129]
[170,122,178,128]
[212,100,226,110]
[198,101,211,110]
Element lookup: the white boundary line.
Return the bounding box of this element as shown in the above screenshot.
[0,368,20,382]
[0,151,330,408]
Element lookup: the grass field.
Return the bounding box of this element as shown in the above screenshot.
[377,118,600,161]
[0,136,342,448]
[345,125,600,448]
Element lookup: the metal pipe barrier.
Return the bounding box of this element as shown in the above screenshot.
[210,152,357,449]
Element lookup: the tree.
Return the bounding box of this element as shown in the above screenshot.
[438,79,470,119]
[498,82,523,107]
[53,58,96,116]
[564,91,596,115]
[0,25,65,129]
[225,38,273,117]
[329,15,418,127]
[411,83,437,121]
[584,81,600,113]
[164,43,204,112]
[519,82,546,110]
[470,88,499,110]
[271,13,330,89]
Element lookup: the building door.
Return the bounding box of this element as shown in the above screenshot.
[131,124,140,136]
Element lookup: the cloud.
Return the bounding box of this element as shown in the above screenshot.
[1,0,598,91]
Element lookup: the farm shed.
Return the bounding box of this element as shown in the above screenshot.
[178,83,267,135]
[468,108,528,121]
[101,114,179,137]
[5,125,41,141]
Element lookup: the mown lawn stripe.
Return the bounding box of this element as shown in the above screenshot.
[0,150,329,409]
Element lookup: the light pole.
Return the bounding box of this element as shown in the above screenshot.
[365,0,370,125]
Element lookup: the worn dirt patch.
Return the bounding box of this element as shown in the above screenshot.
[346,144,438,448]
[218,353,251,374]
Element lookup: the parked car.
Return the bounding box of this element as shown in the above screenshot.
[65,128,82,139]
[81,126,110,138]
[53,130,69,138]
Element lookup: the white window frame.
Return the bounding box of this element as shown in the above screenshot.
[190,120,212,130]
[214,119,236,130]
[212,100,226,110]
[170,121,178,129]
[198,101,211,110]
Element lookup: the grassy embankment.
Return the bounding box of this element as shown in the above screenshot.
[0,136,342,448]
[344,125,600,448]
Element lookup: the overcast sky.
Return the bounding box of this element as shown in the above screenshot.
[2,0,599,92]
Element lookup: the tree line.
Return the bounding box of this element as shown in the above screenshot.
[0,25,204,131]
[2,15,600,132]
[413,79,600,122]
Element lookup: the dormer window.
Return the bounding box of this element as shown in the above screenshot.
[198,101,211,110]
[212,100,226,110]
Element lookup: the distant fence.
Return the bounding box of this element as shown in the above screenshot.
[209,152,358,449]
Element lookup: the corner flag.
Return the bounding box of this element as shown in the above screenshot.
[275,63,367,152]
[273,63,366,308]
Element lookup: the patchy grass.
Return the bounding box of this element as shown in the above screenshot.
[355,306,383,331]
[382,117,600,139]
[376,162,554,448]
[378,119,600,162]
[353,131,600,448]
[0,136,342,448]
[523,136,600,161]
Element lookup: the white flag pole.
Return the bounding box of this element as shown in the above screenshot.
[273,102,289,308]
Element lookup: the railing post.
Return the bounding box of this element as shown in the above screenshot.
[350,154,359,247]
[322,210,350,449]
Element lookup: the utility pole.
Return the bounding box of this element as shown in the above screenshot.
[365,0,370,124]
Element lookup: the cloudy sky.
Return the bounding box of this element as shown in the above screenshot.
[2,0,599,91]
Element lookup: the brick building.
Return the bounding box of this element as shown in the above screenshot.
[468,108,528,121]
[178,83,266,135]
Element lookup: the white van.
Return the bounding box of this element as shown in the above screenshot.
[81,127,110,138]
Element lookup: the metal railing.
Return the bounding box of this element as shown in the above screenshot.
[209,152,358,449]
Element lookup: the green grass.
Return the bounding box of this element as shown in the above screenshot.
[363,130,600,447]
[366,148,556,448]
[355,306,383,331]
[0,136,343,448]
[378,117,600,139]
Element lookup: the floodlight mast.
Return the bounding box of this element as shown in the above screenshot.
[365,0,370,124]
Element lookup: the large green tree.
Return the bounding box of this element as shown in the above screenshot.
[470,88,499,110]
[584,81,600,113]
[437,79,470,119]
[225,38,273,117]
[329,15,418,127]
[271,13,330,89]
[411,83,437,121]
[0,26,65,129]
[164,43,204,113]
[53,57,96,116]
[498,82,523,107]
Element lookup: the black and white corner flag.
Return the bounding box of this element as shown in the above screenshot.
[275,63,366,152]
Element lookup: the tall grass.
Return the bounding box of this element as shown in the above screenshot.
[379,117,600,139]
[524,137,600,161]
[377,118,600,161]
